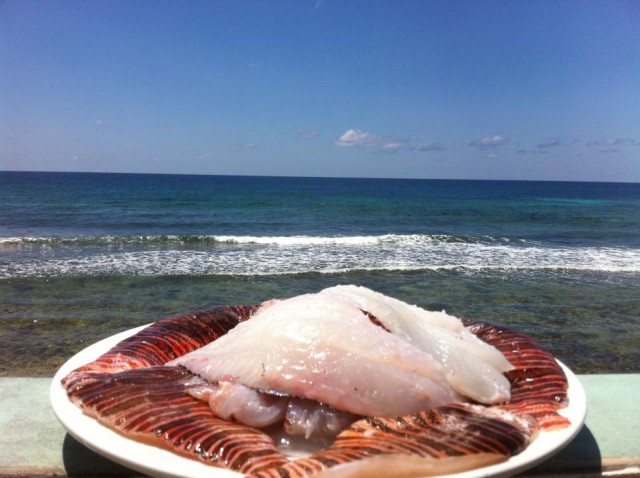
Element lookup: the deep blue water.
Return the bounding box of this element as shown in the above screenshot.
[2,171,639,277]
[1,171,639,375]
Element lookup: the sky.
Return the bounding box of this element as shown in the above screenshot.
[2,0,639,181]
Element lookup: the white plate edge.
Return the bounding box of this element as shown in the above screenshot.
[50,324,588,478]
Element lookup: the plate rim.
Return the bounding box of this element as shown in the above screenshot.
[50,324,587,478]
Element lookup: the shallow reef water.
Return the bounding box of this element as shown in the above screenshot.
[2,270,639,377]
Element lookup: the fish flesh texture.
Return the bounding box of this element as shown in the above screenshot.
[186,380,289,428]
[169,293,457,418]
[61,288,570,477]
[319,285,513,403]
[284,398,358,440]
[187,380,358,439]
[170,287,513,433]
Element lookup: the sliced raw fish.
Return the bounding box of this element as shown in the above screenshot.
[187,380,289,428]
[170,294,456,417]
[61,294,570,477]
[284,398,358,440]
[319,285,513,403]
[320,285,512,370]
[187,380,357,438]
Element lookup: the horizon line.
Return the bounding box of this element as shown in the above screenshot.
[1,169,638,185]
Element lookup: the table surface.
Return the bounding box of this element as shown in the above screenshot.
[1,374,639,477]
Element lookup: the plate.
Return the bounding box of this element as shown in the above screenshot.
[51,325,587,478]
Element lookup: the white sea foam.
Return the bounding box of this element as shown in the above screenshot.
[0,233,521,247]
[1,235,639,278]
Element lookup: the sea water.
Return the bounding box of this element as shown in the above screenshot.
[1,171,639,375]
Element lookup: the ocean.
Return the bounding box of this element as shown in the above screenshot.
[1,171,639,376]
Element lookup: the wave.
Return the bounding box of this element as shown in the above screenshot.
[0,233,521,247]
[1,234,639,278]
[1,235,227,247]
[0,234,534,251]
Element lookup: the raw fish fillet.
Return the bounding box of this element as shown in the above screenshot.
[170,294,456,417]
[187,380,289,428]
[61,290,570,477]
[319,285,513,403]
[188,380,358,438]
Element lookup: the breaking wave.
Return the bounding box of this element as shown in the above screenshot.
[2,234,639,278]
[0,234,520,247]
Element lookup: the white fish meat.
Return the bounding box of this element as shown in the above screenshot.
[319,285,513,403]
[186,380,357,438]
[61,298,568,477]
[186,380,289,428]
[284,398,358,439]
[169,293,457,418]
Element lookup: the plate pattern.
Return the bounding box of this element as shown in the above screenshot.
[52,306,587,478]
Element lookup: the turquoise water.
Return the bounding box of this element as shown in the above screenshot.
[1,171,639,375]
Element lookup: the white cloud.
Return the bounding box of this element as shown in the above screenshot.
[585,137,639,153]
[335,129,378,147]
[517,149,548,155]
[335,129,445,154]
[381,141,404,151]
[415,141,445,152]
[468,135,509,148]
[588,137,638,147]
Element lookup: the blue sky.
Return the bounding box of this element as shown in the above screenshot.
[2,0,639,181]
